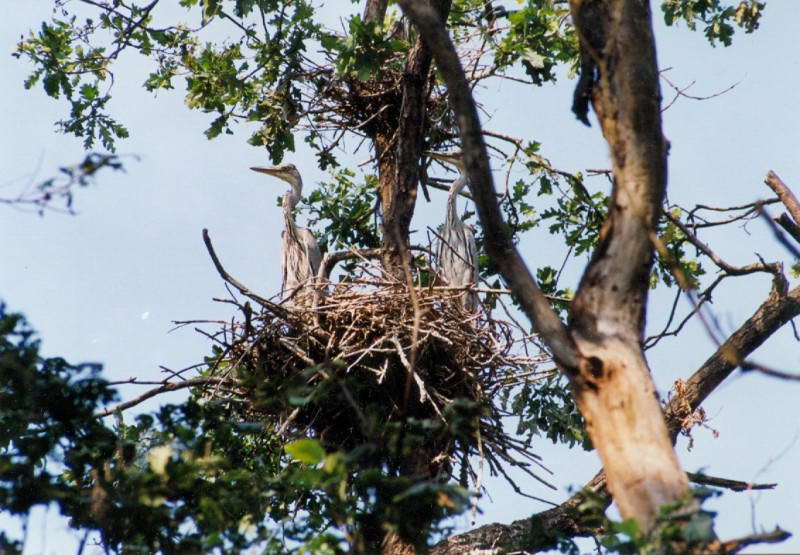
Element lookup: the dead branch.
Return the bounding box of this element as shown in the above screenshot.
[707,527,791,554]
[666,279,800,437]
[759,206,800,260]
[774,213,800,245]
[740,359,800,381]
[202,228,287,317]
[764,170,800,226]
[660,69,740,112]
[664,212,781,277]
[686,472,776,492]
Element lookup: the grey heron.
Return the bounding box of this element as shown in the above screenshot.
[250,163,322,303]
[426,151,479,311]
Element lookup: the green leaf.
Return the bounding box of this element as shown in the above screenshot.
[285,438,325,465]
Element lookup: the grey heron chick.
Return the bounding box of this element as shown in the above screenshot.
[250,163,322,303]
[426,151,479,311]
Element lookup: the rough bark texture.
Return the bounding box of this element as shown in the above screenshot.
[362,1,451,279]
[564,0,691,531]
[666,279,800,436]
[362,0,388,24]
[377,36,432,276]
[431,472,607,554]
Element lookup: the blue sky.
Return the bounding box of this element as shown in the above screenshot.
[1,2,798,553]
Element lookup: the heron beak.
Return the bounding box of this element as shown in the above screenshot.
[250,166,283,177]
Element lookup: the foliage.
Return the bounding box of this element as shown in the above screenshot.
[303,168,381,256]
[1,152,126,215]
[490,0,579,85]
[15,0,320,160]
[662,0,765,46]
[600,487,720,554]
[13,17,129,151]
[321,16,408,81]
[0,304,470,552]
[506,373,590,451]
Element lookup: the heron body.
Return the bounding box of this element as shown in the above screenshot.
[428,152,479,311]
[250,163,322,303]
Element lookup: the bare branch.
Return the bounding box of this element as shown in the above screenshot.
[775,213,800,245]
[758,206,800,259]
[707,528,791,554]
[686,472,776,492]
[666,280,800,437]
[202,228,287,317]
[764,170,800,226]
[664,212,780,277]
[95,377,227,418]
[740,359,800,381]
[319,247,382,279]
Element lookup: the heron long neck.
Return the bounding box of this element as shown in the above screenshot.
[282,177,302,236]
[446,173,466,226]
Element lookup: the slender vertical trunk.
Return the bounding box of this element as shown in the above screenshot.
[377,35,432,277]
[359,2,452,551]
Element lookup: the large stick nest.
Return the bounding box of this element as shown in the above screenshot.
[200,264,554,489]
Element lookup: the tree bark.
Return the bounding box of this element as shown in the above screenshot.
[377,36,431,276]
[562,0,692,531]
[362,0,388,24]
[364,0,451,278]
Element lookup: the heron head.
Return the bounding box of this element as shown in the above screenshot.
[425,151,465,172]
[250,163,302,191]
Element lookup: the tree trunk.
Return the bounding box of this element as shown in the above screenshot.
[362,0,388,24]
[359,3,452,552]
[377,31,436,277]
[565,0,692,530]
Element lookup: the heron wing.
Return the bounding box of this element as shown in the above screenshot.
[280,229,289,294]
[299,227,322,278]
[465,225,478,283]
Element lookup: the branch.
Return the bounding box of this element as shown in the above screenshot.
[664,211,781,277]
[740,359,800,381]
[666,279,800,437]
[707,528,791,554]
[202,229,287,318]
[1,153,126,215]
[396,0,580,371]
[319,247,382,279]
[775,213,800,245]
[95,377,227,417]
[764,171,800,226]
[686,472,776,492]
[431,472,607,555]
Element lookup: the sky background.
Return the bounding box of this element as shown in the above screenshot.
[1,1,799,553]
